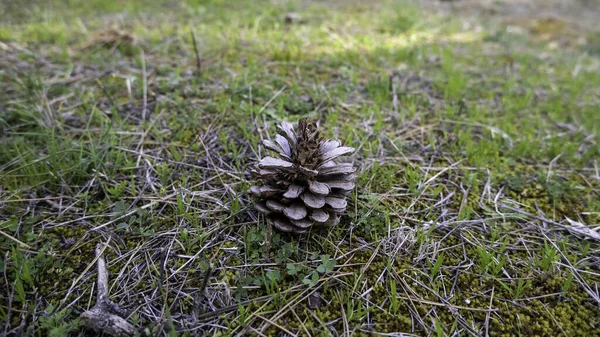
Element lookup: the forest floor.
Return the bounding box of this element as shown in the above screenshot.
[1,0,599,336]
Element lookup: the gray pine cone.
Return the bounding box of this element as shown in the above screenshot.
[250,118,356,233]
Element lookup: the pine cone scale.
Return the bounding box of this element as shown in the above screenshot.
[325,196,347,209]
[274,134,292,156]
[308,180,330,195]
[321,140,340,152]
[297,166,318,177]
[283,203,308,220]
[266,200,286,212]
[301,192,326,209]
[309,209,330,223]
[259,157,294,169]
[327,181,355,191]
[262,140,289,159]
[276,122,297,146]
[320,146,355,166]
[283,184,304,198]
[273,218,296,232]
[318,163,356,175]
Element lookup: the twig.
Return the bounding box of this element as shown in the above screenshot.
[500,204,600,242]
[141,49,147,121]
[80,243,135,337]
[389,71,400,115]
[190,29,201,77]
[0,230,33,249]
[265,219,272,258]
[192,264,214,320]
[485,287,494,337]
[96,79,119,115]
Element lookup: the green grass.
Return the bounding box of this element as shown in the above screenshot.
[1,0,600,336]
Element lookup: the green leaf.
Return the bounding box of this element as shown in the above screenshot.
[276,243,293,264]
[562,273,574,293]
[198,260,210,273]
[435,318,444,337]
[1,218,19,232]
[112,201,129,214]
[45,304,56,314]
[20,258,33,288]
[317,254,336,274]
[14,278,25,303]
[302,272,319,287]
[117,222,129,230]
[312,272,319,284]
[266,269,281,283]
[430,252,444,280]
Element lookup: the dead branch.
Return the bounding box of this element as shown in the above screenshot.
[80,243,136,337]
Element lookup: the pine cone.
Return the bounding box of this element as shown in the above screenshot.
[250,118,356,233]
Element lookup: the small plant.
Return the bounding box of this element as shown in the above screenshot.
[286,263,303,276]
[345,297,373,323]
[38,305,81,337]
[106,180,128,198]
[265,269,282,284]
[513,278,531,299]
[302,272,320,288]
[430,252,444,280]
[499,278,531,299]
[435,318,445,337]
[538,242,560,272]
[389,279,400,314]
[317,254,336,274]
[476,246,506,277]
[155,162,173,185]
[236,302,251,327]
[562,273,575,293]
[416,225,436,246]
